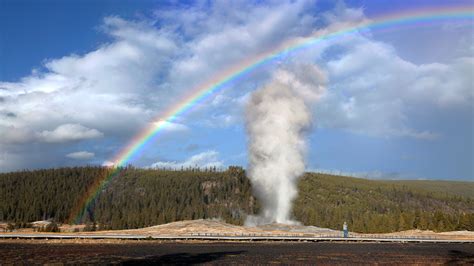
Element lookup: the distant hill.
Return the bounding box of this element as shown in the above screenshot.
[294,173,473,232]
[0,166,472,233]
[383,180,474,199]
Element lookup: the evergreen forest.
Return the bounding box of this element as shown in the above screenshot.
[1,166,473,233]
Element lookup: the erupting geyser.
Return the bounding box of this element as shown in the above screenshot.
[245,64,326,225]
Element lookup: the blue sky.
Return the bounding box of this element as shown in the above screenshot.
[0,0,473,180]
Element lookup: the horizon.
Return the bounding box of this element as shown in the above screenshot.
[1,164,473,182]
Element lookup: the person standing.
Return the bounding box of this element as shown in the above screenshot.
[343,222,349,238]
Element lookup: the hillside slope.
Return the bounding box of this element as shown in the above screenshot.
[0,166,472,233]
[294,173,473,232]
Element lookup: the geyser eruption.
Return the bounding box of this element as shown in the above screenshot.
[245,64,326,225]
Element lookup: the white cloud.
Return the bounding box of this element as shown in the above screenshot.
[0,0,472,172]
[158,0,324,95]
[150,150,224,170]
[314,34,473,139]
[66,151,95,160]
[0,15,178,137]
[36,124,103,143]
[0,1,321,146]
[153,120,188,132]
[102,160,115,167]
[0,14,182,170]
[0,124,103,144]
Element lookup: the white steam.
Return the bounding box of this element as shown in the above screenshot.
[245,64,326,225]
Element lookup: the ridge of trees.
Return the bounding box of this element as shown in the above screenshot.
[0,166,472,233]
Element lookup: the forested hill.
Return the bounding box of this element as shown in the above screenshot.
[0,166,473,233]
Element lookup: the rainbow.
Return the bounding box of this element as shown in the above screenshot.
[69,5,473,223]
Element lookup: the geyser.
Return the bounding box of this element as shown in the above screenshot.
[245,64,326,225]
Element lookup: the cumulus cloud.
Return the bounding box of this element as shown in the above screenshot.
[314,34,473,139]
[150,150,224,170]
[0,124,103,144]
[36,124,103,143]
[66,151,95,160]
[0,0,472,172]
[1,1,326,171]
[0,15,179,135]
[0,14,181,170]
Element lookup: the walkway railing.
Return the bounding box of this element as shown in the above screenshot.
[189,232,439,240]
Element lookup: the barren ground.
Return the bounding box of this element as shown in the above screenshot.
[2,220,473,264]
[1,239,473,264]
[0,220,474,240]
[2,219,474,240]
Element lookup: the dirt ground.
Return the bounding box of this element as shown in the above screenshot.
[1,239,473,264]
[2,219,474,240]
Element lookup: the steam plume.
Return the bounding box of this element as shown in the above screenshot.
[245,64,326,225]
